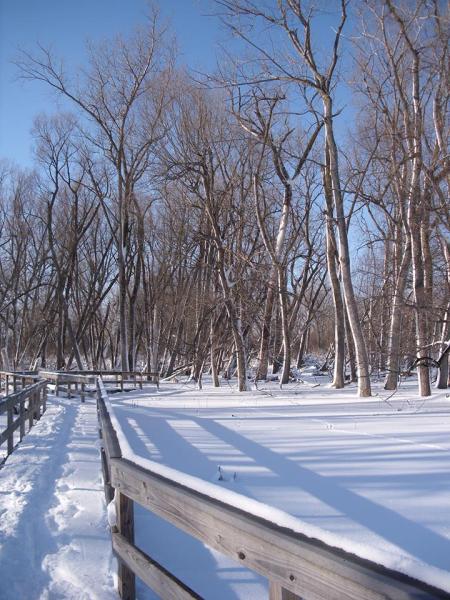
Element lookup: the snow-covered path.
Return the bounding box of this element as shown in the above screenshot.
[0,396,116,600]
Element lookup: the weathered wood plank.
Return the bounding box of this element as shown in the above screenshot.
[7,406,13,454]
[39,371,96,385]
[28,394,34,429]
[0,414,21,447]
[112,532,202,600]
[0,380,47,413]
[110,458,449,600]
[19,399,25,440]
[116,490,135,600]
[100,447,114,504]
[97,396,122,460]
[269,581,302,600]
[0,381,47,455]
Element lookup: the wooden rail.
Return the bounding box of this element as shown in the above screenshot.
[44,370,160,393]
[39,371,96,402]
[0,380,47,460]
[70,370,160,391]
[0,371,41,396]
[96,379,450,600]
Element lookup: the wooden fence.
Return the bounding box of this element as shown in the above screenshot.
[40,370,159,397]
[39,371,96,401]
[0,380,47,460]
[96,379,450,600]
[0,371,41,396]
[70,370,160,391]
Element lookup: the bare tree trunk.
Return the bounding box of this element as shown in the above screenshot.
[437,239,450,389]
[385,239,411,390]
[151,305,160,374]
[118,214,130,372]
[278,268,291,384]
[210,316,220,387]
[323,110,371,396]
[323,151,345,388]
[410,215,431,396]
[379,241,392,372]
[344,304,357,383]
[296,328,310,369]
[166,321,184,377]
[256,269,276,380]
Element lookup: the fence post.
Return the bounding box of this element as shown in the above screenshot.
[116,490,135,599]
[19,398,25,441]
[43,385,47,413]
[269,582,302,600]
[35,389,41,420]
[28,392,34,430]
[7,404,13,456]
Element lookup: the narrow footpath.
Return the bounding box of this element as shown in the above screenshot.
[0,395,117,599]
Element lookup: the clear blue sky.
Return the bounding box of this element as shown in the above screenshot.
[0,0,222,167]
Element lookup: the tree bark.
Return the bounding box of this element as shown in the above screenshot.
[323,97,371,396]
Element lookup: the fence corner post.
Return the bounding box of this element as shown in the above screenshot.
[116,489,135,599]
[269,581,302,600]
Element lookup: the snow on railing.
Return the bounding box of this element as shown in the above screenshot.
[40,369,159,399]
[39,370,96,401]
[0,379,47,461]
[96,377,450,600]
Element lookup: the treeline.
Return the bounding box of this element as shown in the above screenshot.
[0,1,448,396]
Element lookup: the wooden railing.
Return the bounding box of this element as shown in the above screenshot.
[39,371,96,401]
[72,370,160,391]
[47,370,159,393]
[0,380,47,460]
[0,371,41,396]
[96,379,449,600]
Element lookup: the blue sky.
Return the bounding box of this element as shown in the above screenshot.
[0,0,222,167]
[0,0,355,168]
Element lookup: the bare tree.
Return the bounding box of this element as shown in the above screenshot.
[17,11,175,370]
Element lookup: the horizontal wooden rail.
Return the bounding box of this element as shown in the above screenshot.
[0,380,47,460]
[0,371,41,396]
[39,371,96,401]
[0,370,159,398]
[73,370,160,391]
[96,380,450,600]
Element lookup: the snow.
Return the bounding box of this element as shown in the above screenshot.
[107,494,117,529]
[104,377,450,598]
[1,377,449,599]
[0,396,117,599]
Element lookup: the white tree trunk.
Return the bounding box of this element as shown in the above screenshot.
[323,97,371,397]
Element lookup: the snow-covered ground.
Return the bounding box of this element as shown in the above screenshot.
[1,377,449,599]
[0,396,116,599]
[105,376,450,599]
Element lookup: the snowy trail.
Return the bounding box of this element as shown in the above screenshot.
[0,396,116,600]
